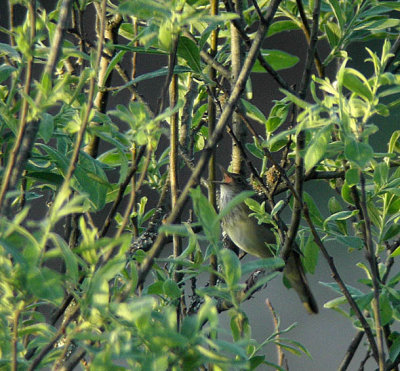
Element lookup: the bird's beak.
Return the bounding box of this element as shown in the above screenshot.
[216,164,234,184]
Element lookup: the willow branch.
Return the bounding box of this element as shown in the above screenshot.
[208,0,219,287]
[303,204,379,362]
[359,173,385,370]
[0,2,36,213]
[338,331,365,371]
[0,0,74,214]
[295,0,324,77]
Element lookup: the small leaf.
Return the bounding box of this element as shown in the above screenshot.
[241,99,267,125]
[241,257,284,275]
[345,168,360,186]
[374,162,389,187]
[163,279,182,299]
[0,64,16,84]
[220,248,241,287]
[304,125,332,172]
[344,140,374,168]
[38,113,54,143]
[302,236,319,274]
[253,50,299,72]
[177,36,201,73]
[342,68,373,101]
[190,187,220,244]
[267,20,299,37]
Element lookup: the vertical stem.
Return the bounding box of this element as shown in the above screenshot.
[359,172,385,370]
[230,0,245,174]
[170,72,181,265]
[170,61,183,325]
[209,0,218,286]
[0,0,74,214]
[0,1,36,213]
[12,307,21,371]
[85,12,122,158]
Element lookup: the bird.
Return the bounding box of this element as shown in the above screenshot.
[218,169,318,314]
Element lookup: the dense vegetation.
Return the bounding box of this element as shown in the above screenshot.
[0,0,400,369]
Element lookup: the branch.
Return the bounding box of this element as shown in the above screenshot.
[136,0,284,288]
[338,330,364,371]
[208,0,219,287]
[28,303,80,370]
[99,146,146,237]
[281,0,321,263]
[295,0,324,77]
[303,204,379,363]
[0,0,74,214]
[359,173,386,370]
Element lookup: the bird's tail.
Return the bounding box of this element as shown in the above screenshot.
[283,253,319,314]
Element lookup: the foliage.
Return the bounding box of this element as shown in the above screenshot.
[0,0,400,369]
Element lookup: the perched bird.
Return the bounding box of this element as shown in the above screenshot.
[218,169,318,314]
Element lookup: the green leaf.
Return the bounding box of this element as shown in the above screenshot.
[38,113,54,143]
[50,233,78,284]
[266,100,289,133]
[177,36,201,73]
[389,336,400,362]
[217,190,255,221]
[303,236,319,274]
[241,257,284,275]
[388,130,400,153]
[344,140,374,168]
[324,210,359,230]
[304,192,324,227]
[253,50,299,72]
[304,125,332,172]
[0,42,20,60]
[220,248,241,287]
[26,267,64,305]
[0,64,16,84]
[327,0,345,29]
[190,187,220,244]
[342,68,373,101]
[345,168,360,186]
[89,257,125,308]
[380,294,393,326]
[241,99,267,125]
[119,0,171,18]
[116,65,192,93]
[267,20,299,37]
[324,22,341,47]
[336,235,363,249]
[374,162,389,187]
[163,279,182,299]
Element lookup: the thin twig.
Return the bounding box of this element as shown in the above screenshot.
[295,0,324,77]
[338,330,365,371]
[99,146,146,237]
[0,2,36,213]
[281,0,321,263]
[359,172,385,370]
[208,0,219,287]
[28,304,80,370]
[0,0,74,214]
[230,0,246,174]
[12,307,21,371]
[266,299,287,369]
[85,12,122,158]
[303,204,379,363]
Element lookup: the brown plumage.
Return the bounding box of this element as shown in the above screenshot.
[218,170,318,314]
